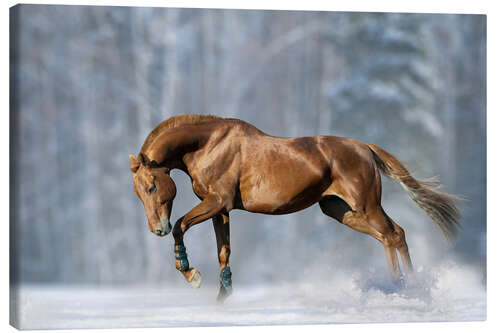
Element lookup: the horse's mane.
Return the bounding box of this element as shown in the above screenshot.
[140,114,223,153]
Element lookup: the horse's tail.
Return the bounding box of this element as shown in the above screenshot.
[366,143,461,242]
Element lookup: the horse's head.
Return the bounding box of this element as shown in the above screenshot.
[129,153,177,237]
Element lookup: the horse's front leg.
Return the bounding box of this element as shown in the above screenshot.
[212,213,232,303]
[172,195,224,288]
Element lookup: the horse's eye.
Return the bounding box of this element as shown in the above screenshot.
[148,183,157,194]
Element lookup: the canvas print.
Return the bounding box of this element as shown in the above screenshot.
[10,4,486,329]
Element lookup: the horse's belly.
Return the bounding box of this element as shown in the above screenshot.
[245,193,322,215]
[239,169,329,215]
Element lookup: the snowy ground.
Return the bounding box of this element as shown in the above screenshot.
[11,262,485,330]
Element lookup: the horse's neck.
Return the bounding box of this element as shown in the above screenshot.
[144,124,212,167]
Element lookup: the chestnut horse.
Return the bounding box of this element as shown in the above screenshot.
[129,114,460,302]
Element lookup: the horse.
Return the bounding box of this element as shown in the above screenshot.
[129,114,460,302]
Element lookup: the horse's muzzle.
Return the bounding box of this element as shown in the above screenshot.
[154,219,172,237]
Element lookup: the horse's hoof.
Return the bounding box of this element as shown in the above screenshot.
[216,266,232,304]
[392,275,406,288]
[188,269,202,288]
[216,286,232,304]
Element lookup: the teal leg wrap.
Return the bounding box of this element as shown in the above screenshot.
[216,267,233,303]
[220,267,232,291]
[174,240,189,271]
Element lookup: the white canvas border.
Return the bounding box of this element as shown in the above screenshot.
[2,1,496,333]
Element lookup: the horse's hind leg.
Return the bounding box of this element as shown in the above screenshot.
[343,208,405,283]
[319,196,406,283]
[212,213,232,303]
[383,212,413,275]
[383,245,403,283]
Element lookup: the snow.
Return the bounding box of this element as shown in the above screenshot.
[11,261,485,329]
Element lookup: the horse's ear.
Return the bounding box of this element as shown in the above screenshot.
[129,154,140,173]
